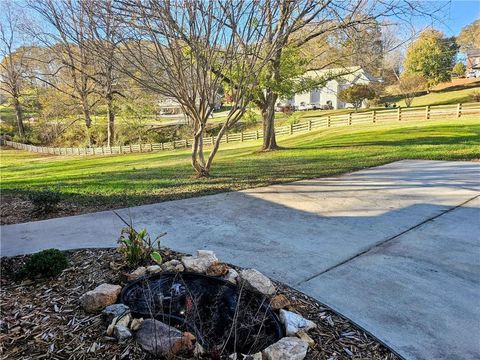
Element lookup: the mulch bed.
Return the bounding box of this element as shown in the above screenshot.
[0,248,399,360]
[0,195,109,225]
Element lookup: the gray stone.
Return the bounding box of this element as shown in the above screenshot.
[135,319,195,356]
[262,337,308,360]
[102,304,130,324]
[181,250,218,273]
[161,259,185,272]
[279,309,316,336]
[146,265,162,274]
[114,325,132,343]
[79,284,122,313]
[239,269,275,296]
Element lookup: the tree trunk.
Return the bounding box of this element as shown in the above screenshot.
[107,98,115,147]
[261,90,279,151]
[13,96,25,139]
[81,100,92,146]
[191,124,209,177]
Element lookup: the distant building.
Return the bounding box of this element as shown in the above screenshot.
[279,67,380,110]
[466,49,480,71]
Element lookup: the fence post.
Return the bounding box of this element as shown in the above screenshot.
[397,107,401,121]
[289,123,293,135]
[327,116,331,127]
[372,110,376,123]
[226,133,229,143]
[425,105,430,120]
[172,141,175,149]
[241,132,244,142]
[348,113,352,125]
[308,119,312,131]
[161,142,164,150]
[211,136,214,145]
[256,130,259,139]
[457,103,461,118]
[183,139,187,148]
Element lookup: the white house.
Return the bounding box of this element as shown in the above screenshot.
[280,66,379,110]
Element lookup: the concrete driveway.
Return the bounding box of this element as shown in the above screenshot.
[1,160,479,360]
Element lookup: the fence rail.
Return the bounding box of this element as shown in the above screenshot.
[3,102,480,156]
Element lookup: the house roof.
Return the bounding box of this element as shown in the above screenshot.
[467,49,480,57]
[303,66,378,83]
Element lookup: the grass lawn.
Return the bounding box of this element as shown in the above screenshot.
[1,117,479,224]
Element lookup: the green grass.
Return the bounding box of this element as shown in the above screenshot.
[1,118,479,214]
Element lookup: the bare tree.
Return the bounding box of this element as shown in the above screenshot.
[84,0,124,146]
[115,0,273,176]
[398,74,426,107]
[28,0,97,145]
[0,1,29,139]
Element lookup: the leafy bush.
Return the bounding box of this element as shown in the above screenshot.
[18,249,69,279]
[118,226,166,267]
[452,62,466,77]
[471,90,480,102]
[28,189,62,214]
[338,84,375,110]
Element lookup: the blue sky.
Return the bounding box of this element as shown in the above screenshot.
[417,1,479,36]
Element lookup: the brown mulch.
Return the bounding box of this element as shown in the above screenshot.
[0,195,111,225]
[1,249,399,360]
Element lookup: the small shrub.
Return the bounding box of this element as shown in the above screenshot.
[18,248,69,279]
[28,189,62,214]
[471,90,480,102]
[243,107,258,126]
[118,226,166,267]
[285,111,302,125]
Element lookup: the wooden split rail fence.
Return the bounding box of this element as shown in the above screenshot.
[3,102,480,156]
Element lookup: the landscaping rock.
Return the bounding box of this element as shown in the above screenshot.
[243,353,262,360]
[279,309,316,336]
[114,325,132,343]
[206,262,230,277]
[135,319,195,356]
[126,267,146,281]
[262,337,308,360]
[115,313,131,328]
[297,330,315,347]
[130,317,143,331]
[270,294,291,310]
[146,265,162,274]
[223,268,239,284]
[106,323,115,336]
[239,269,276,296]
[102,304,130,324]
[181,250,218,273]
[161,259,185,272]
[193,342,205,356]
[79,284,122,313]
[229,353,262,360]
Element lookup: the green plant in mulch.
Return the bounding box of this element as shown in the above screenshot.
[17,248,69,279]
[118,225,166,267]
[28,189,62,214]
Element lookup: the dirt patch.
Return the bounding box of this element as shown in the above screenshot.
[1,248,399,360]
